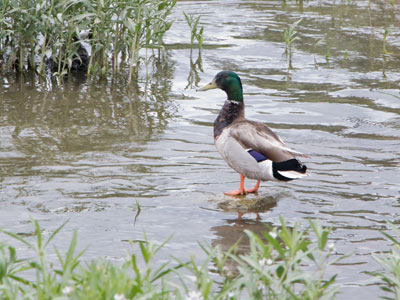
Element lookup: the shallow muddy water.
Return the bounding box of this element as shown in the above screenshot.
[1,0,400,298]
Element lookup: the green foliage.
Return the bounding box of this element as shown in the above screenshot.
[283,18,302,56]
[0,0,176,81]
[283,18,302,69]
[183,12,204,90]
[0,217,343,299]
[383,26,392,55]
[367,223,400,300]
[230,217,341,299]
[183,12,204,52]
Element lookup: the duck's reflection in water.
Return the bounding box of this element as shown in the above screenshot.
[212,192,283,253]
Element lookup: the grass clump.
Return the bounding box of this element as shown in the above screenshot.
[0,0,176,81]
[0,217,345,300]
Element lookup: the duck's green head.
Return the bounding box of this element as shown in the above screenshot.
[198,71,243,102]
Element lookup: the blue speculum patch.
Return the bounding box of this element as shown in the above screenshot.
[247,149,267,162]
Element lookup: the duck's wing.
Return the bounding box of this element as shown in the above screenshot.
[229,120,309,162]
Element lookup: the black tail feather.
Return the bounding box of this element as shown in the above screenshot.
[272,159,307,181]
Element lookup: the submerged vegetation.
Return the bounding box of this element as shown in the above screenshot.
[0,0,176,81]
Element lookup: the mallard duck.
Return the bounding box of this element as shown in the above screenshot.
[198,71,308,196]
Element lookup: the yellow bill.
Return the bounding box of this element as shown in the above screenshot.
[197,79,218,91]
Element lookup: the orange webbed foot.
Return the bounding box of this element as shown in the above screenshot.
[224,174,246,196]
[224,190,246,196]
[224,177,260,196]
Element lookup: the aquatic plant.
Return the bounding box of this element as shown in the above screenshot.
[367,223,400,300]
[183,12,204,53]
[0,219,177,299]
[229,218,341,299]
[185,53,203,90]
[325,49,331,62]
[283,18,302,69]
[0,0,176,81]
[183,12,204,89]
[283,18,302,55]
[314,37,326,49]
[383,26,392,55]
[313,36,328,67]
[0,217,342,299]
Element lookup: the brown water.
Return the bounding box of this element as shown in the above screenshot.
[1,0,400,298]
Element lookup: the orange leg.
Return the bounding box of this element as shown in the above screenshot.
[245,180,260,194]
[224,176,261,196]
[224,174,246,196]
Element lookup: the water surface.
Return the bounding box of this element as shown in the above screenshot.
[1,0,400,298]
